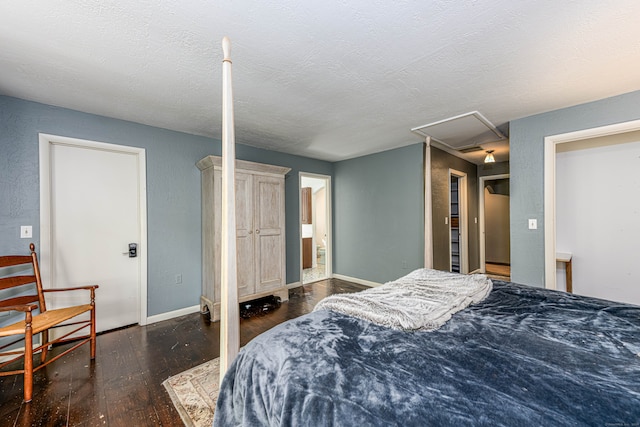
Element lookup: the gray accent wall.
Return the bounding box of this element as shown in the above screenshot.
[333,144,424,283]
[0,96,332,316]
[430,147,480,272]
[509,90,640,287]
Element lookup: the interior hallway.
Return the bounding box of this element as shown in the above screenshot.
[485,262,511,281]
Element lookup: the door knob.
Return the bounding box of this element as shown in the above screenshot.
[122,243,138,257]
[255,229,260,234]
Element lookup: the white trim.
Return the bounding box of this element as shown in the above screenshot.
[286,281,303,289]
[332,273,382,288]
[478,173,509,273]
[424,138,433,269]
[38,133,149,326]
[298,173,304,283]
[459,172,468,274]
[449,169,468,273]
[411,111,506,145]
[146,304,201,324]
[543,118,640,289]
[299,172,333,284]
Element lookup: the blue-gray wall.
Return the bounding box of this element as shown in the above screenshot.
[6,92,538,316]
[509,90,640,287]
[333,143,425,283]
[0,96,332,316]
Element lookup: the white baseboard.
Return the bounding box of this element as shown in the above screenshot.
[142,276,378,326]
[332,274,382,288]
[145,304,201,325]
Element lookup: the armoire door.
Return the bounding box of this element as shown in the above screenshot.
[253,175,286,291]
[234,172,256,297]
[213,170,255,298]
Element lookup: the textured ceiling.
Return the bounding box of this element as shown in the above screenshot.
[1,1,639,162]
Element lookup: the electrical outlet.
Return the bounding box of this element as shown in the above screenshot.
[20,225,32,239]
[175,274,182,285]
[528,219,537,230]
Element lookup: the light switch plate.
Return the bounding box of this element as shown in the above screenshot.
[528,219,537,230]
[21,225,33,238]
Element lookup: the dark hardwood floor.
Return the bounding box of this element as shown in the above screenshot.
[0,278,367,427]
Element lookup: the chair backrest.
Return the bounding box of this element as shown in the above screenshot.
[0,243,47,313]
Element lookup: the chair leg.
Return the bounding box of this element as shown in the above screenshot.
[24,320,33,403]
[40,329,49,362]
[90,307,97,359]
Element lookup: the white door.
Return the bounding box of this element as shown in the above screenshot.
[40,135,147,333]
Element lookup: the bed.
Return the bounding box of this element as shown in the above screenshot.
[213,269,640,426]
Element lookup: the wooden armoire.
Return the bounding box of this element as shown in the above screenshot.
[197,155,290,321]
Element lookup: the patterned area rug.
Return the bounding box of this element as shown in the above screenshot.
[163,358,220,427]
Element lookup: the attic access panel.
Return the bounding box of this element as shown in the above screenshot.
[411,111,505,151]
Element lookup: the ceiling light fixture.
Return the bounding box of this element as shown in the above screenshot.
[484,150,495,163]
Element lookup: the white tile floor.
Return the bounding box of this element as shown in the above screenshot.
[303,264,327,284]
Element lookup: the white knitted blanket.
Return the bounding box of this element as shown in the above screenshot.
[314,269,492,331]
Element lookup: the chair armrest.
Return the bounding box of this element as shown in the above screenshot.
[0,303,38,313]
[42,285,99,293]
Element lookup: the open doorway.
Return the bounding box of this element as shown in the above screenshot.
[300,173,332,284]
[449,169,468,273]
[479,174,510,280]
[545,122,640,305]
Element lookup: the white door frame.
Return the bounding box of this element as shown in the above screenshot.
[449,169,468,274]
[424,139,433,269]
[478,173,509,273]
[543,118,640,289]
[298,172,332,284]
[38,133,149,325]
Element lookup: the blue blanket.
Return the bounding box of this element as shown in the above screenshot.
[214,281,640,426]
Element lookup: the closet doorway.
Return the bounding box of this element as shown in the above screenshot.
[449,169,468,274]
[479,174,510,279]
[299,173,332,284]
[545,122,640,305]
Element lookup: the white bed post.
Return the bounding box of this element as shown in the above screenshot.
[219,36,240,383]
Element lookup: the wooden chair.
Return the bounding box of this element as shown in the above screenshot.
[0,243,98,402]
